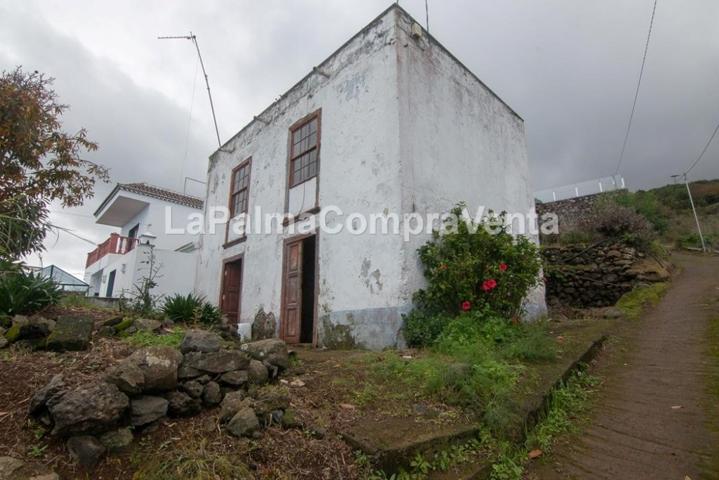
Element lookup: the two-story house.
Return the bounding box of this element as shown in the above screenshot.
[196,4,546,349]
[84,183,202,300]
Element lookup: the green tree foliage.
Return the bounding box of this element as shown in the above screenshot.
[0,67,108,259]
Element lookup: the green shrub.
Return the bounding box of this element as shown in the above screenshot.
[0,269,61,316]
[413,204,542,320]
[196,302,221,325]
[403,310,450,347]
[403,204,542,347]
[163,293,221,326]
[614,191,670,234]
[590,200,655,249]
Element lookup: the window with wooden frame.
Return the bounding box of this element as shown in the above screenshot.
[229,159,251,218]
[289,114,320,187]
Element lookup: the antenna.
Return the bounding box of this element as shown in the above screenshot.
[158,32,222,147]
[425,0,430,34]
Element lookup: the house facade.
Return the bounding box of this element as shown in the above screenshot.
[84,183,202,300]
[196,5,546,349]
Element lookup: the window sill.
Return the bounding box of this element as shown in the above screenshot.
[283,206,321,227]
[223,236,247,249]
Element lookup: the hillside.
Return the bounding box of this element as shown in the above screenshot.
[625,179,719,249]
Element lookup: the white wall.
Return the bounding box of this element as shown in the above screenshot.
[394,9,546,318]
[196,9,406,348]
[115,194,200,251]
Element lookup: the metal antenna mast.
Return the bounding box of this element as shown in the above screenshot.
[158,32,222,147]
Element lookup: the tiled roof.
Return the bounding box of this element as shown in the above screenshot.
[94,182,203,217]
[120,183,204,209]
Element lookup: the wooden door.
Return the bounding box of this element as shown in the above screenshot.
[221,259,243,326]
[282,240,303,343]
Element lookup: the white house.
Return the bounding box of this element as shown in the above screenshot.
[84,183,202,300]
[196,5,546,349]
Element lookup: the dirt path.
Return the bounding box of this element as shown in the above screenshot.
[528,252,719,480]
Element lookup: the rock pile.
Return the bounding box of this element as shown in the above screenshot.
[542,242,670,307]
[28,329,291,469]
[0,315,95,352]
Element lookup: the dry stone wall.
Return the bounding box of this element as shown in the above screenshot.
[542,242,670,308]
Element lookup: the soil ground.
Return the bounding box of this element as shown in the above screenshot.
[0,307,608,479]
[527,252,719,480]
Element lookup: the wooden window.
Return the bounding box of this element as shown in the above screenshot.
[289,115,319,187]
[229,159,251,217]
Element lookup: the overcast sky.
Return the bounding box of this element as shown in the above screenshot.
[1,0,718,278]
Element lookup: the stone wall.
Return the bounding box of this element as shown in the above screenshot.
[536,191,624,233]
[542,242,669,308]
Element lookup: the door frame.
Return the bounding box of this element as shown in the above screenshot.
[219,253,244,328]
[280,231,319,346]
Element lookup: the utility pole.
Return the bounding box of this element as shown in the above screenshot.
[681,173,707,252]
[159,32,222,148]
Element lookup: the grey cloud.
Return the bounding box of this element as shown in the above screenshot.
[1,0,718,276]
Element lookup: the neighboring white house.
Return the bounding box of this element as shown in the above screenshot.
[84,183,202,300]
[196,4,546,349]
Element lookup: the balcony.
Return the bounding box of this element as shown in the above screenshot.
[86,233,139,268]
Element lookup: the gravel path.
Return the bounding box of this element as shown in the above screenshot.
[529,252,719,480]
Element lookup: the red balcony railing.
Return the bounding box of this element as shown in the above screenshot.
[86,233,139,268]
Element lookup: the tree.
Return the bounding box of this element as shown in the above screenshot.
[0,67,108,259]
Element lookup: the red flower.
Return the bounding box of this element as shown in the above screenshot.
[438,263,448,271]
[461,300,472,312]
[499,263,508,272]
[482,279,498,292]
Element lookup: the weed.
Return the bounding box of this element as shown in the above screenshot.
[484,368,599,480]
[616,282,668,320]
[27,443,47,458]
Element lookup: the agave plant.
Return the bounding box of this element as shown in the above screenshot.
[163,293,221,325]
[0,268,61,316]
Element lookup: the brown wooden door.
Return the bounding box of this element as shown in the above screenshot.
[282,240,302,343]
[221,259,242,326]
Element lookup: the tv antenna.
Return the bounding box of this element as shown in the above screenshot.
[158,32,222,147]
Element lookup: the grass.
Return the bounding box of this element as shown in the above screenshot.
[356,368,599,480]
[486,368,599,480]
[58,294,114,310]
[354,318,559,429]
[616,282,668,320]
[122,328,185,348]
[356,438,488,480]
[132,438,252,480]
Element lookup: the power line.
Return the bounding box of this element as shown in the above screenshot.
[613,0,658,176]
[48,223,99,246]
[685,121,719,175]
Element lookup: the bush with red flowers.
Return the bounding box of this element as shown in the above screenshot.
[404,204,542,346]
